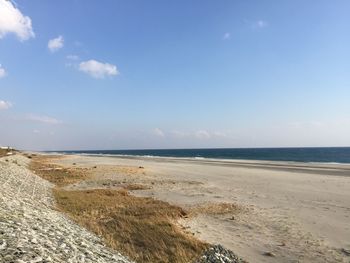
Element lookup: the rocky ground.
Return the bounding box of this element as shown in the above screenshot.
[195,245,247,263]
[0,155,133,263]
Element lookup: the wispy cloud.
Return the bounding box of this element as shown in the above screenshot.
[252,20,268,29]
[153,128,165,137]
[26,114,62,125]
[223,32,231,40]
[0,64,6,78]
[48,35,64,52]
[170,130,229,140]
[0,100,12,110]
[78,59,119,79]
[195,130,211,139]
[0,0,35,41]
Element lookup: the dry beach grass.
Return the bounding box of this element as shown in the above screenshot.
[0,148,15,157]
[30,155,88,187]
[30,155,209,263]
[54,189,208,263]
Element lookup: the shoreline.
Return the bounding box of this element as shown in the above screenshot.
[39,152,350,177]
[40,146,350,165]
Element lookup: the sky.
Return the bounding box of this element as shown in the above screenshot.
[0,0,350,150]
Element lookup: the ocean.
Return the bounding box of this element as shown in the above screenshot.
[58,147,350,164]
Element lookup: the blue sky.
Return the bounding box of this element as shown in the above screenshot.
[0,0,350,150]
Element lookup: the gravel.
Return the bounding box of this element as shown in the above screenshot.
[0,155,133,263]
[194,245,247,263]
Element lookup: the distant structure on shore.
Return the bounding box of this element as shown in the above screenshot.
[0,146,14,156]
[0,146,13,150]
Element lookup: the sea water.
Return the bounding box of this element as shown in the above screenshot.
[58,147,350,164]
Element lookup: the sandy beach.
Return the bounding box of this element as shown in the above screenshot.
[50,154,350,263]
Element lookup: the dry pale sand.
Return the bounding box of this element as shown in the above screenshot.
[54,154,350,263]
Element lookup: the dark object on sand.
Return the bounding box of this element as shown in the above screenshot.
[341,248,350,256]
[263,251,276,257]
[139,166,144,169]
[194,244,247,263]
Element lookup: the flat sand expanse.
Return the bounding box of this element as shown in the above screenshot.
[55,155,350,262]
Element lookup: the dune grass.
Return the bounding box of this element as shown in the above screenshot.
[54,189,208,263]
[189,202,239,216]
[29,155,88,187]
[30,155,208,263]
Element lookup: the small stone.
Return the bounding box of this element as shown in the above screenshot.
[59,243,66,249]
[4,255,13,261]
[31,256,43,263]
[31,238,38,244]
[279,242,286,247]
[0,239,7,250]
[341,248,350,256]
[263,251,276,257]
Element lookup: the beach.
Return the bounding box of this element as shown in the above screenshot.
[1,152,350,262]
[53,154,350,262]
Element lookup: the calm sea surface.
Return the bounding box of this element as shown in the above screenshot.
[57,147,350,164]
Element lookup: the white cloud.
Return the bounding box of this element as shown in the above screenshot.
[48,35,64,52]
[253,20,268,29]
[153,128,165,137]
[78,59,119,79]
[0,0,34,41]
[0,100,12,110]
[0,64,6,78]
[195,130,211,139]
[223,32,231,40]
[26,114,62,125]
[66,54,79,60]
